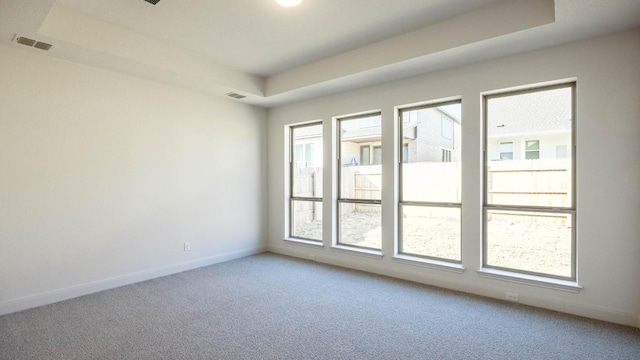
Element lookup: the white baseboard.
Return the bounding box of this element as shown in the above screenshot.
[0,245,267,316]
[269,244,639,328]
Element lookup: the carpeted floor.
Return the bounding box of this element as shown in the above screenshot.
[1,253,639,359]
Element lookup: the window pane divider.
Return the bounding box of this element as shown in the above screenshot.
[338,199,381,205]
[485,205,575,213]
[400,201,461,208]
[291,196,322,202]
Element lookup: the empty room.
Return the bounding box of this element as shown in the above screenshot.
[1,0,639,359]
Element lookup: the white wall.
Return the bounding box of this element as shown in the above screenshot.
[267,28,640,327]
[0,45,267,314]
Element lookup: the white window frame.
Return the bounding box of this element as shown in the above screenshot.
[288,122,323,243]
[397,100,462,264]
[482,83,576,281]
[499,142,514,160]
[336,112,383,252]
[525,139,540,160]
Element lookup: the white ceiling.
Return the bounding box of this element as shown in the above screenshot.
[56,0,500,77]
[1,0,640,108]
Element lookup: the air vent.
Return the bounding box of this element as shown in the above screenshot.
[143,0,161,5]
[226,92,247,100]
[16,37,36,47]
[34,42,53,51]
[14,36,53,51]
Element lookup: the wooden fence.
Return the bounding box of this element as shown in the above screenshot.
[293,168,322,222]
[293,159,571,223]
[487,158,571,225]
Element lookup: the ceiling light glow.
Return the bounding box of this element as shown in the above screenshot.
[275,0,303,7]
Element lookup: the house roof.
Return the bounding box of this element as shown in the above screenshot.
[293,124,322,140]
[487,87,572,137]
[342,126,381,142]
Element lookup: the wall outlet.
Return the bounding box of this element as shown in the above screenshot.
[505,292,519,302]
[308,254,316,261]
[183,242,191,251]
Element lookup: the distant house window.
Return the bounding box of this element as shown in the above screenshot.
[404,110,417,124]
[442,149,451,162]
[556,145,568,158]
[295,143,314,168]
[372,146,382,165]
[442,116,454,139]
[305,144,314,166]
[525,140,540,160]
[499,142,513,160]
[360,145,370,165]
[402,144,409,163]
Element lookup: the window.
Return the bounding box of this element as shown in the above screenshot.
[289,123,323,242]
[442,149,451,162]
[525,140,540,160]
[442,116,454,139]
[499,142,513,160]
[398,101,462,262]
[372,145,382,165]
[360,145,370,165]
[484,83,575,280]
[338,113,382,250]
[295,143,315,168]
[402,144,409,163]
[556,144,568,158]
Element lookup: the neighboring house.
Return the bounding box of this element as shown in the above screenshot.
[338,108,462,167]
[292,125,323,169]
[486,90,572,161]
[401,107,461,164]
[341,115,383,166]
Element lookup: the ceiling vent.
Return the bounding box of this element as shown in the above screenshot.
[143,0,161,5]
[14,36,53,51]
[226,92,247,100]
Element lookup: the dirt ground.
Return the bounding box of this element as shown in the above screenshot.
[294,211,572,278]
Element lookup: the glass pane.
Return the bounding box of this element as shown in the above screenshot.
[291,200,322,241]
[401,103,461,203]
[372,146,382,165]
[486,87,572,207]
[526,140,539,151]
[556,145,568,158]
[485,210,573,278]
[360,146,370,165]
[340,114,382,200]
[305,144,314,165]
[339,202,381,250]
[400,205,460,261]
[292,124,323,197]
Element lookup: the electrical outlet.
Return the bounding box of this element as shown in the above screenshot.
[184,242,191,251]
[505,292,519,302]
[308,254,316,261]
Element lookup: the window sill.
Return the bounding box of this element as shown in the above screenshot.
[284,238,324,248]
[393,255,465,274]
[331,245,383,260]
[477,268,582,293]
